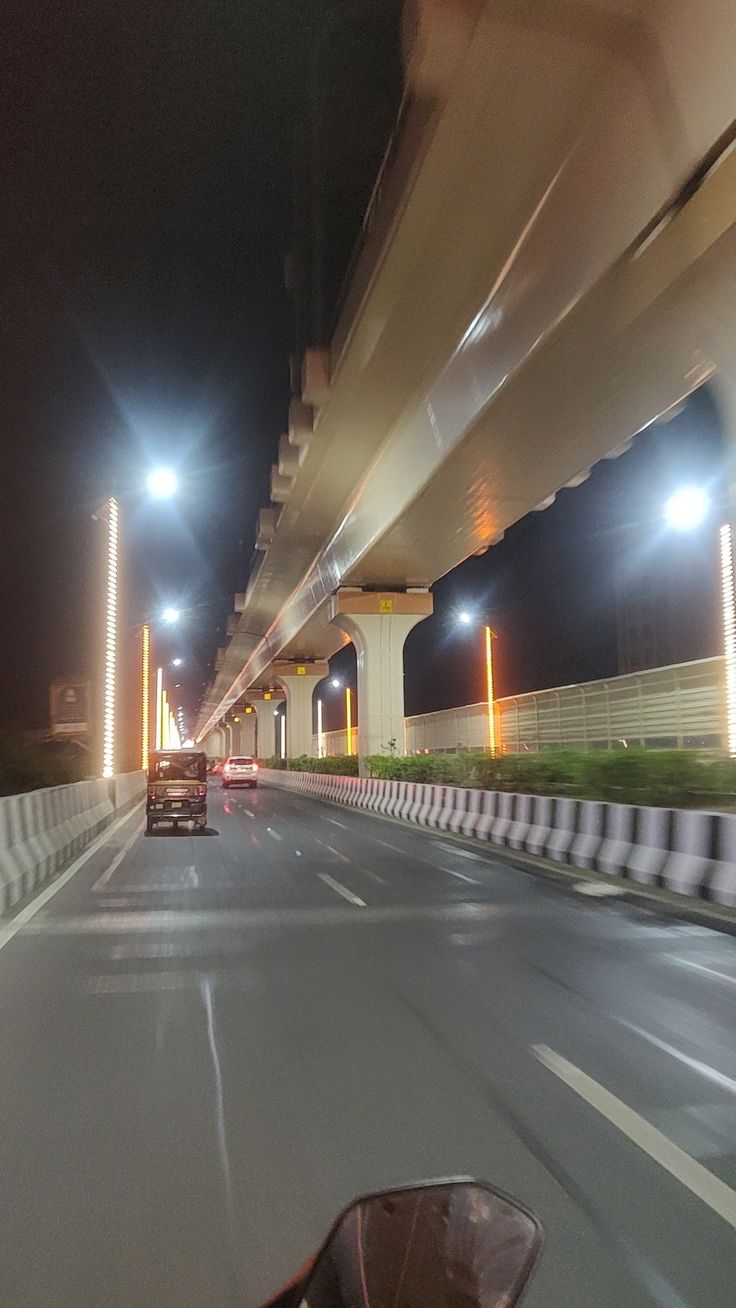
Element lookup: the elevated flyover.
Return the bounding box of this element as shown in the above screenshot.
[197,0,736,762]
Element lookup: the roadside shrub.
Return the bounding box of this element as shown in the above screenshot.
[265,754,359,776]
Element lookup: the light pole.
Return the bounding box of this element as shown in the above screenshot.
[457,611,497,755]
[323,677,354,756]
[663,486,736,756]
[141,606,181,764]
[98,466,178,777]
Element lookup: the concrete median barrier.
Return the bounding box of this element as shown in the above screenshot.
[261,768,736,911]
[0,771,145,914]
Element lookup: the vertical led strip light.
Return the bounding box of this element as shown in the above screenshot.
[485,624,496,756]
[345,687,353,755]
[141,623,151,768]
[102,497,119,778]
[280,712,286,760]
[720,524,736,756]
[316,698,324,757]
[155,666,164,750]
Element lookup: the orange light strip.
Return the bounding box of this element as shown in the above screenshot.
[345,687,352,755]
[485,624,496,755]
[141,624,151,768]
[720,524,736,757]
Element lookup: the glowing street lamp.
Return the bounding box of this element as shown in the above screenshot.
[664,485,709,531]
[172,657,183,667]
[162,606,180,624]
[146,467,178,500]
[456,611,497,755]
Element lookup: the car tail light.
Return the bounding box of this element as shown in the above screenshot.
[148,788,156,801]
[252,764,259,772]
[198,785,206,797]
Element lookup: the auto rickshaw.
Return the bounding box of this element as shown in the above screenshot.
[146,749,208,834]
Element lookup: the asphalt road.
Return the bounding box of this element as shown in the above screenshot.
[0,782,735,1307]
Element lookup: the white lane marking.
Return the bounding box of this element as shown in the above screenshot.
[573,881,627,898]
[0,802,145,954]
[295,849,302,857]
[374,836,473,886]
[92,820,143,892]
[326,818,346,829]
[316,839,385,885]
[667,958,736,988]
[533,1043,736,1231]
[243,810,255,819]
[436,842,483,862]
[187,865,199,888]
[266,827,283,842]
[443,867,481,886]
[619,1021,736,1096]
[318,873,367,908]
[317,838,351,863]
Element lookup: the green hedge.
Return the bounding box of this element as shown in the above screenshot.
[263,749,736,808]
[266,754,360,776]
[364,749,736,809]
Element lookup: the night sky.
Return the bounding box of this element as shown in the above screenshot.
[2,2,725,749]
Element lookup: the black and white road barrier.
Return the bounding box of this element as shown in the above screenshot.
[261,769,736,909]
[0,771,146,913]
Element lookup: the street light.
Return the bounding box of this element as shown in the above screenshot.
[664,486,709,531]
[456,611,497,755]
[661,487,736,756]
[162,606,180,624]
[172,656,183,667]
[146,467,178,500]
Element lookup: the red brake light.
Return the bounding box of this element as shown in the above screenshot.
[198,785,206,797]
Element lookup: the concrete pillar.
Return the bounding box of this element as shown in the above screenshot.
[233,710,257,756]
[252,696,285,760]
[273,662,329,759]
[330,591,432,772]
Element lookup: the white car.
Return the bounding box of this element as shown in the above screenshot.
[222,756,259,789]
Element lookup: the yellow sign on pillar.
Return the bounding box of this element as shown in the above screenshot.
[264,692,271,700]
[297,665,306,675]
[378,597,394,614]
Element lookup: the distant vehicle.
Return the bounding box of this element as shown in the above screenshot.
[222,756,258,789]
[146,749,208,834]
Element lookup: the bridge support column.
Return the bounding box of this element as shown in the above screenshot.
[252,696,285,760]
[274,662,329,759]
[330,591,432,773]
[234,711,257,756]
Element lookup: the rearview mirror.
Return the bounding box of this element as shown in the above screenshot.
[292,1179,542,1308]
